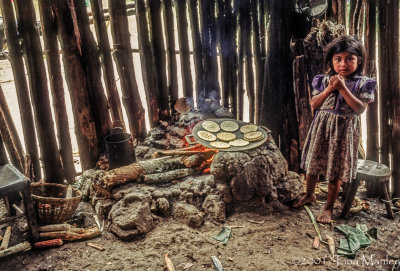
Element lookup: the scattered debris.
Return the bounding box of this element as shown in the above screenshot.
[214,227,232,245]
[164,252,176,271]
[304,206,326,244]
[0,242,31,259]
[211,256,223,271]
[326,235,335,257]
[247,219,264,224]
[335,224,377,258]
[312,236,320,249]
[87,242,105,251]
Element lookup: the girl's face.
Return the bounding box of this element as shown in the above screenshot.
[332,51,360,78]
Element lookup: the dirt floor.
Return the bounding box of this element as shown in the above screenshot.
[1,183,399,271]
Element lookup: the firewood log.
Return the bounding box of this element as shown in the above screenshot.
[0,226,12,250]
[38,224,71,232]
[0,242,31,258]
[34,239,63,249]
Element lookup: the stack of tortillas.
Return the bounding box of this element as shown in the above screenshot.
[243,131,264,142]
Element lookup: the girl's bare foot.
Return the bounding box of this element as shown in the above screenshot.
[293,194,316,208]
[317,208,333,223]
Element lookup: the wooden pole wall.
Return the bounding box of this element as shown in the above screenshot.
[38,0,76,183]
[136,0,160,128]
[0,0,41,180]
[108,0,146,141]
[89,0,125,129]
[364,0,379,162]
[15,0,64,183]
[163,0,179,111]
[51,0,100,170]
[0,134,7,166]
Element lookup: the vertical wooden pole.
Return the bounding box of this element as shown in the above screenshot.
[200,0,220,108]
[244,1,254,123]
[15,0,64,183]
[252,0,263,125]
[237,0,245,120]
[364,0,379,162]
[0,134,7,166]
[149,0,169,120]
[136,0,160,128]
[73,0,113,145]
[261,0,299,170]
[338,0,346,26]
[164,0,179,111]
[189,0,205,103]
[51,0,100,169]
[0,85,24,171]
[351,0,363,36]
[108,0,146,141]
[0,0,41,180]
[90,0,125,129]
[38,0,76,183]
[176,0,193,98]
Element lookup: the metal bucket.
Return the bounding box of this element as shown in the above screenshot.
[104,132,135,169]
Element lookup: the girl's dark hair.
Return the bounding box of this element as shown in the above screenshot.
[324,35,366,77]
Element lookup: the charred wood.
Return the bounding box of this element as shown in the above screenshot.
[142,168,196,184]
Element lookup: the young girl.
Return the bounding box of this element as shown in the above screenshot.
[294,35,376,223]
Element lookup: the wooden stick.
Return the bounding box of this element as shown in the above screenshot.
[87,242,105,251]
[0,226,12,250]
[39,226,100,242]
[34,239,63,249]
[11,204,24,215]
[164,253,176,271]
[247,219,265,224]
[38,224,71,232]
[0,241,31,258]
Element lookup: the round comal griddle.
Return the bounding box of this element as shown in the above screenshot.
[190,118,270,152]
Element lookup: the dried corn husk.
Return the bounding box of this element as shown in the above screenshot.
[164,253,176,271]
[326,235,335,257]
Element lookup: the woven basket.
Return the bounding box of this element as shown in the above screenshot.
[31,183,82,225]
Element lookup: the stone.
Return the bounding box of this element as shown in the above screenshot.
[156,198,170,215]
[202,195,226,222]
[172,203,204,228]
[275,171,302,203]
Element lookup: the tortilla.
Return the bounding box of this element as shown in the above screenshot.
[244,131,264,142]
[201,120,220,133]
[210,141,230,149]
[229,139,250,147]
[240,124,258,134]
[216,132,236,142]
[220,120,239,132]
[197,130,217,141]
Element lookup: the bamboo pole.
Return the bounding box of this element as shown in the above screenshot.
[175,0,193,98]
[73,0,113,146]
[200,0,220,108]
[252,0,263,125]
[108,0,146,141]
[364,0,379,162]
[38,0,76,183]
[0,134,8,166]
[189,0,205,103]
[0,99,23,171]
[0,0,41,180]
[136,0,160,128]
[244,1,254,123]
[50,0,100,169]
[14,0,64,183]
[89,0,125,129]
[149,0,169,120]
[237,0,246,120]
[163,0,179,112]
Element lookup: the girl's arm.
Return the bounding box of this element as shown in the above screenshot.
[339,87,367,115]
[310,83,335,110]
[334,75,367,115]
